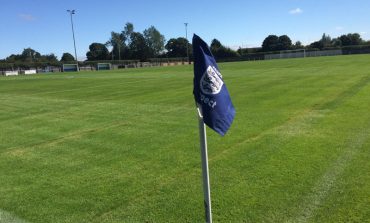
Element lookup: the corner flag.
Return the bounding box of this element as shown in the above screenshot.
[193,34,236,223]
[193,34,235,136]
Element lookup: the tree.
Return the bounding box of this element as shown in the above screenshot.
[165,37,190,57]
[210,39,222,50]
[262,35,293,51]
[331,38,342,47]
[293,41,303,49]
[106,31,126,60]
[128,32,150,61]
[105,23,134,61]
[21,48,41,62]
[262,35,279,51]
[107,22,166,60]
[5,54,22,62]
[321,33,332,48]
[277,35,292,50]
[348,33,363,45]
[143,26,166,57]
[86,43,109,61]
[339,35,351,46]
[61,53,75,62]
[210,39,239,59]
[309,41,324,49]
[339,33,363,46]
[123,22,134,45]
[42,54,58,62]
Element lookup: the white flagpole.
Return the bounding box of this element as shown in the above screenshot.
[197,105,213,223]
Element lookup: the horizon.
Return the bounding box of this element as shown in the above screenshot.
[1,0,370,60]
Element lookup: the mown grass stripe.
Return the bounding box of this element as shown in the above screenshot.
[293,126,370,223]
[0,209,28,223]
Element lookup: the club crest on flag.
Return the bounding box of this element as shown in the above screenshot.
[200,66,224,95]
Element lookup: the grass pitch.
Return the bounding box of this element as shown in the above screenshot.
[1,55,370,222]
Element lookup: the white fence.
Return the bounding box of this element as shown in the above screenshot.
[2,70,38,76]
[3,71,19,76]
[21,69,37,75]
[265,49,343,60]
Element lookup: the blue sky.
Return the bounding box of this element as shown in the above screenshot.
[1,0,370,60]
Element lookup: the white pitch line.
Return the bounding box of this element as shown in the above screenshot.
[0,209,28,223]
[292,128,369,223]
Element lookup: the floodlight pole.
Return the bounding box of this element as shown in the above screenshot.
[67,9,78,62]
[185,23,190,64]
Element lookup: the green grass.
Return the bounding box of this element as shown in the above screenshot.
[1,54,370,222]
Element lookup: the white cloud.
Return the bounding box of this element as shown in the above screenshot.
[360,31,367,35]
[289,8,303,15]
[18,14,36,21]
[335,26,344,31]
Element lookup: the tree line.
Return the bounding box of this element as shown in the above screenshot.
[84,22,191,62]
[240,33,370,56]
[2,22,370,64]
[5,48,59,64]
[308,33,367,49]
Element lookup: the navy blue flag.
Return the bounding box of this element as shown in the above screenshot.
[193,34,235,136]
